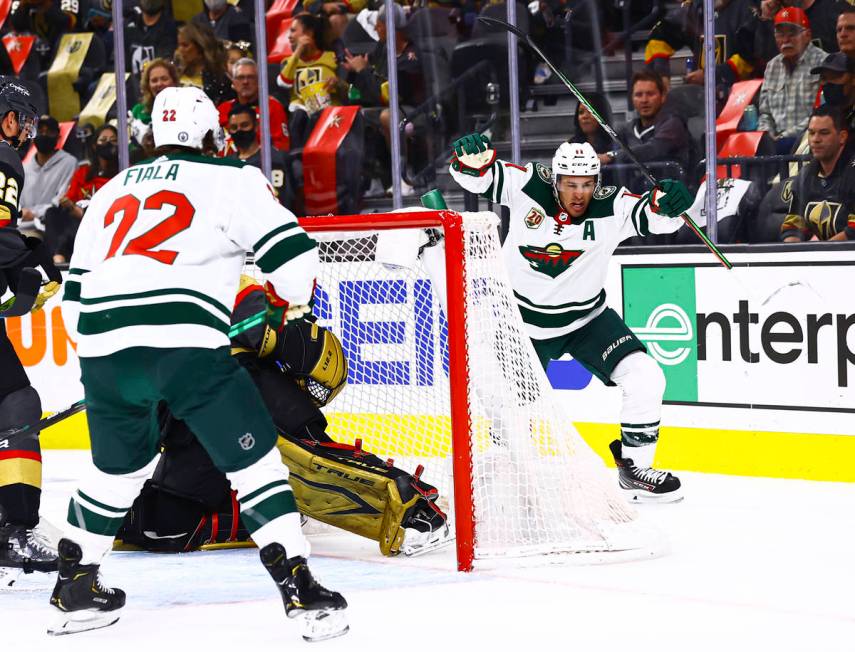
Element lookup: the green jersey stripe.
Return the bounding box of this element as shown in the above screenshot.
[68,267,89,276]
[63,280,81,303]
[256,233,316,273]
[253,222,299,253]
[240,491,298,533]
[514,289,605,311]
[495,162,505,202]
[68,499,127,536]
[239,479,291,505]
[631,196,651,236]
[77,301,230,336]
[518,293,606,328]
[79,288,230,318]
[77,490,129,515]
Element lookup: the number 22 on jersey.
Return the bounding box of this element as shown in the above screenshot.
[104,190,194,265]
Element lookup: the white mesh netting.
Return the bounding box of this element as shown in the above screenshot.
[261,211,661,565]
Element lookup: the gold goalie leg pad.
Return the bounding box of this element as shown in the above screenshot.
[276,435,447,556]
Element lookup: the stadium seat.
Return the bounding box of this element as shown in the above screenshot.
[268,17,294,64]
[266,0,300,51]
[715,78,763,144]
[752,178,791,243]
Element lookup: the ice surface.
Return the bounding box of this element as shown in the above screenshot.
[3,450,854,650]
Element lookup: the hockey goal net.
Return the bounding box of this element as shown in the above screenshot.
[295,210,657,571]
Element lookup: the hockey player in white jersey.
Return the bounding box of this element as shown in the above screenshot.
[50,87,347,641]
[449,134,693,502]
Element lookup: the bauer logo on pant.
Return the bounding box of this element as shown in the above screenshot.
[239,432,256,450]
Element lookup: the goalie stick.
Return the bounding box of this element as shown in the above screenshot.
[0,399,86,443]
[0,268,41,317]
[477,15,733,271]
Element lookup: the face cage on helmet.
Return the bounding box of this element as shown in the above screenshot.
[18,113,38,141]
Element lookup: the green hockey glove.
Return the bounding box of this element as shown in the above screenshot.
[651,179,693,217]
[450,133,496,177]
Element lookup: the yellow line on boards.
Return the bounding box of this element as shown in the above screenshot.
[36,412,855,482]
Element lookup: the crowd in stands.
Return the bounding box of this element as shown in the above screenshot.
[4,0,855,262]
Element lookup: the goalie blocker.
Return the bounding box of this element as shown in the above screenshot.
[117,279,449,557]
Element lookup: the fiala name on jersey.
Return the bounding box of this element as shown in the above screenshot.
[518,243,584,278]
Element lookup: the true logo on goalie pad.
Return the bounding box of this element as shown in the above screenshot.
[524,207,545,229]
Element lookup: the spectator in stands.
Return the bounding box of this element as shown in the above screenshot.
[45,123,119,263]
[124,0,179,77]
[645,0,761,89]
[568,93,614,155]
[192,0,252,44]
[303,0,366,42]
[757,7,826,153]
[19,115,77,236]
[600,70,689,188]
[174,22,234,105]
[278,12,347,148]
[837,6,855,61]
[345,2,426,195]
[226,104,290,206]
[757,0,845,58]
[782,105,855,241]
[813,52,855,132]
[219,58,290,152]
[225,41,253,70]
[81,1,114,61]
[129,58,179,150]
[10,0,79,63]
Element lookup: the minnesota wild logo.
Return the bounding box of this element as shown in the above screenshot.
[519,243,583,278]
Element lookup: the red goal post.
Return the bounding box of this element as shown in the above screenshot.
[298,210,659,572]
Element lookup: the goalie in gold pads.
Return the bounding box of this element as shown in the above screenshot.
[117,277,450,557]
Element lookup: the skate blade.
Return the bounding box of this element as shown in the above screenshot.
[298,608,349,642]
[623,488,684,504]
[401,526,455,557]
[47,607,122,636]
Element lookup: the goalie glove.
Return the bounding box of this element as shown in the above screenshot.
[32,280,60,313]
[450,133,496,177]
[650,179,693,218]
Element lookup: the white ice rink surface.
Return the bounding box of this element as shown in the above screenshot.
[3,450,855,651]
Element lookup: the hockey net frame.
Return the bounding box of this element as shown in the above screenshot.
[297,210,659,571]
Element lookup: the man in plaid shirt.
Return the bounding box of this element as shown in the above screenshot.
[758,6,827,153]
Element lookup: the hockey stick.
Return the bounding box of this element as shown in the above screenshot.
[0,268,41,317]
[0,399,86,443]
[477,15,733,270]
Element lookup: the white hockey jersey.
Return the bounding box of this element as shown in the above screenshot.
[450,158,682,340]
[62,153,318,358]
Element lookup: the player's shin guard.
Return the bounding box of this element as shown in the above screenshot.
[610,353,681,502]
[64,456,159,564]
[225,446,308,556]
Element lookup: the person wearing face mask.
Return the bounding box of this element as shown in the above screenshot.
[226,104,290,207]
[46,124,119,263]
[124,0,178,76]
[813,52,855,132]
[20,116,77,236]
[192,0,251,43]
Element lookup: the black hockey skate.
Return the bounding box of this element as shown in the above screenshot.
[609,440,683,503]
[260,542,348,642]
[0,505,58,584]
[47,538,125,636]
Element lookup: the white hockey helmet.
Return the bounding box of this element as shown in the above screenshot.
[152,86,224,152]
[552,141,600,181]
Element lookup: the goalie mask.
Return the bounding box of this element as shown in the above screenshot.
[279,320,348,407]
[551,141,601,209]
[152,86,224,152]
